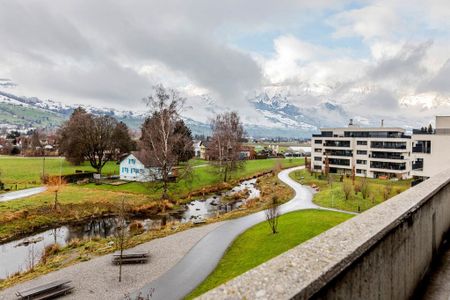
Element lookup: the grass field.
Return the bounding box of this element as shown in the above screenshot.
[0,157,303,242]
[0,156,118,187]
[290,169,411,212]
[187,209,352,299]
[82,158,304,198]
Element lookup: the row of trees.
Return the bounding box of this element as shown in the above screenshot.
[58,85,245,200]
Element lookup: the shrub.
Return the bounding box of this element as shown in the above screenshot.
[360,178,370,199]
[354,183,361,194]
[342,180,353,200]
[383,185,392,200]
[41,244,61,264]
[129,220,144,235]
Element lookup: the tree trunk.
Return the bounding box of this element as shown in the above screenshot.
[54,191,58,210]
[223,163,228,182]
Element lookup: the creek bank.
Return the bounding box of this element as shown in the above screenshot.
[0,178,261,280]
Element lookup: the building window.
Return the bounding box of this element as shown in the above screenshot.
[315,148,322,153]
[314,156,322,161]
[356,160,367,164]
[357,150,367,155]
[314,140,322,144]
[314,165,322,170]
[357,141,367,145]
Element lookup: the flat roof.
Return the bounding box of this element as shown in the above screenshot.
[319,127,405,132]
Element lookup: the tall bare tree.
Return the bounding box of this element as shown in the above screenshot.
[58,108,88,165]
[207,111,245,182]
[115,198,128,283]
[59,108,133,174]
[140,85,189,200]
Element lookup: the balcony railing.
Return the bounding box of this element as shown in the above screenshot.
[412,145,431,153]
[370,143,407,150]
[369,154,405,160]
[412,162,424,171]
[370,161,406,171]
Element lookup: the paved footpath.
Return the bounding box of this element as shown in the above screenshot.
[128,166,354,300]
[0,166,353,300]
[0,187,47,202]
[0,222,225,300]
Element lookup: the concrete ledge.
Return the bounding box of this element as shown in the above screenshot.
[198,169,450,300]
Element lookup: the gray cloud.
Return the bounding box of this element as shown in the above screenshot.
[419,59,450,95]
[0,0,348,108]
[367,41,432,84]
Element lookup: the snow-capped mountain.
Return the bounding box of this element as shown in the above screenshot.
[0,88,352,137]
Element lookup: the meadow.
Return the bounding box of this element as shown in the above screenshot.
[290,169,411,212]
[0,155,118,188]
[81,158,304,198]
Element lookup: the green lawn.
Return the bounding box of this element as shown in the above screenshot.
[0,156,118,186]
[187,209,352,299]
[290,169,411,212]
[83,158,304,198]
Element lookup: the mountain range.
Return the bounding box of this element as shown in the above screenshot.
[0,89,353,138]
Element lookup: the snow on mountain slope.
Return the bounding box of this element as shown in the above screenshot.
[0,87,352,137]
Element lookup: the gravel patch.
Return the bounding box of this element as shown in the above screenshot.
[0,222,225,300]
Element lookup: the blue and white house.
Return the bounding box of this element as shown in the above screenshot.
[119,152,162,182]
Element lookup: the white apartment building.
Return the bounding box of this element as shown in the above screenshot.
[311,121,412,179]
[411,116,450,179]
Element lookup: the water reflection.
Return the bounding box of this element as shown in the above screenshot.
[0,179,260,279]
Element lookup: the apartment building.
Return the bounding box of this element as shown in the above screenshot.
[311,121,412,179]
[411,116,450,179]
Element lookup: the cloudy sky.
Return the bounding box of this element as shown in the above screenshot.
[0,0,449,125]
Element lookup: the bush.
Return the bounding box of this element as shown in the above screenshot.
[41,244,61,264]
[129,220,144,235]
[342,180,353,200]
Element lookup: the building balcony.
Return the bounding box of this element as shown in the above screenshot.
[369,153,407,160]
[412,145,431,154]
[412,161,424,171]
[328,164,352,169]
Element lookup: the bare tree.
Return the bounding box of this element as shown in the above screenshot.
[273,158,283,175]
[266,196,280,234]
[59,108,130,174]
[30,130,43,156]
[207,111,245,182]
[140,85,190,201]
[58,108,89,165]
[115,198,128,283]
[46,176,67,210]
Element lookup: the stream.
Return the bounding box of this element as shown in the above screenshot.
[0,179,260,279]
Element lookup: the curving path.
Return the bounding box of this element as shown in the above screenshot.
[0,186,47,202]
[128,166,354,300]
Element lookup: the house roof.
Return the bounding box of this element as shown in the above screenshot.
[121,151,154,167]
